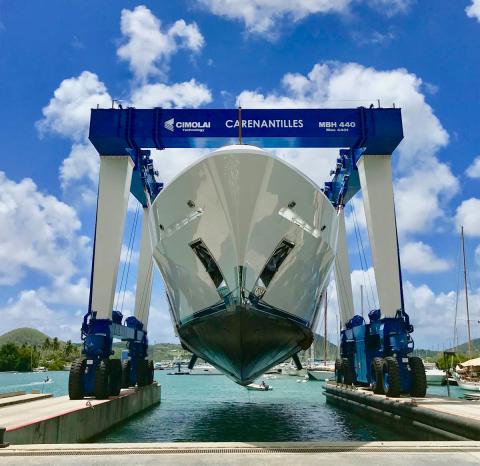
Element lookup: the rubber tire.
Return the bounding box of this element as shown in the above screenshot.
[148,360,154,385]
[371,357,385,395]
[121,360,131,388]
[409,356,427,397]
[335,358,343,383]
[108,359,122,396]
[68,358,86,400]
[382,357,401,398]
[94,359,111,400]
[137,359,149,387]
[342,358,354,385]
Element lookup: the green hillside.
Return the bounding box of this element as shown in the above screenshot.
[311,334,338,360]
[448,338,480,356]
[112,341,188,361]
[0,327,54,347]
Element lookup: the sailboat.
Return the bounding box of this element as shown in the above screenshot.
[307,290,335,381]
[454,226,480,391]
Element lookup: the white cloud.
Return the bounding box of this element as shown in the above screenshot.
[199,0,411,37]
[237,62,455,237]
[0,289,83,342]
[455,198,480,236]
[466,156,480,179]
[401,241,449,273]
[395,162,458,235]
[130,79,212,108]
[238,62,448,168]
[0,172,89,286]
[476,244,480,265]
[118,5,204,82]
[37,277,90,308]
[60,142,99,189]
[466,0,480,21]
[151,148,211,184]
[327,267,477,349]
[36,71,111,142]
[120,244,139,265]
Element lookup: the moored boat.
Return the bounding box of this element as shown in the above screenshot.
[423,362,446,385]
[246,383,272,391]
[455,358,480,391]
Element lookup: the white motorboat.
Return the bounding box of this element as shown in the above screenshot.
[189,363,222,375]
[151,145,338,386]
[423,362,446,385]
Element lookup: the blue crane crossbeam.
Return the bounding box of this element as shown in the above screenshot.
[89,107,403,155]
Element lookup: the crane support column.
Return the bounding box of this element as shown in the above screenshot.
[122,208,155,389]
[92,156,134,319]
[134,208,154,327]
[334,207,355,327]
[357,155,402,318]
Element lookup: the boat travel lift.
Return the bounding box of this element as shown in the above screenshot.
[69,106,427,399]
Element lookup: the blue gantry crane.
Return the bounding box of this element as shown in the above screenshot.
[68,106,426,399]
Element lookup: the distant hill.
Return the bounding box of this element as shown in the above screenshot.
[311,334,337,360]
[447,338,480,355]
[0,327,53,347]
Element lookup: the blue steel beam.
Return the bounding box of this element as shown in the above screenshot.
[89,107,403,156]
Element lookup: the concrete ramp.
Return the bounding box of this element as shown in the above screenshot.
[2,384,160,444]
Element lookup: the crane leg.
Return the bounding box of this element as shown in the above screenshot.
[357,155,402,318]
[334,206,355,328]
[125,207,155,387]
[70,156,134,400]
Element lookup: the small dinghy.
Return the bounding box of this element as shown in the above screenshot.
[246,383,272,391]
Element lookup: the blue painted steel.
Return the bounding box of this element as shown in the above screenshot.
[340,313,415,393]
[89,107,403,155]
[80,312,148,395]
[323,148,364,207]
[127,149,163,207]
[83,105,408,394]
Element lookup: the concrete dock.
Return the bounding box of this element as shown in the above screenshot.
[1,442,480,465]
[1,384,161,444]
[325,381,480,440]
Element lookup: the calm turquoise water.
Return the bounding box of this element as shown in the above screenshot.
[0,371,466,442]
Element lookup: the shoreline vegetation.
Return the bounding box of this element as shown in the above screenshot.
[0,327,475,372]
[0,339,80,372]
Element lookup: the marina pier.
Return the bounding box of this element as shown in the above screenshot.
[325,381,480,440]
[1,384,160,445]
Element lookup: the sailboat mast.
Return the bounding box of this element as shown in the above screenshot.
[461,225,472,357]
[324,290,328,362]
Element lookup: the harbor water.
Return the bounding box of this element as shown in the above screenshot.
[0,371,465,442]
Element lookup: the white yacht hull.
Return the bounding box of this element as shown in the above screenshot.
[150,145,338,385]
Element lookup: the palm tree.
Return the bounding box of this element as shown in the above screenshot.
[64,340,73,357]
[52,337,60,352]
[42,337,51,351]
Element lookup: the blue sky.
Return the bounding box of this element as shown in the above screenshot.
[0,0,479,349]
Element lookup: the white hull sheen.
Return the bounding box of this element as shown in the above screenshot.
[150,145,338,385]
[425,369,446,385]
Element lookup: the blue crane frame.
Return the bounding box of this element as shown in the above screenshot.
[89,107,403,207]
[79,106,423,399]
